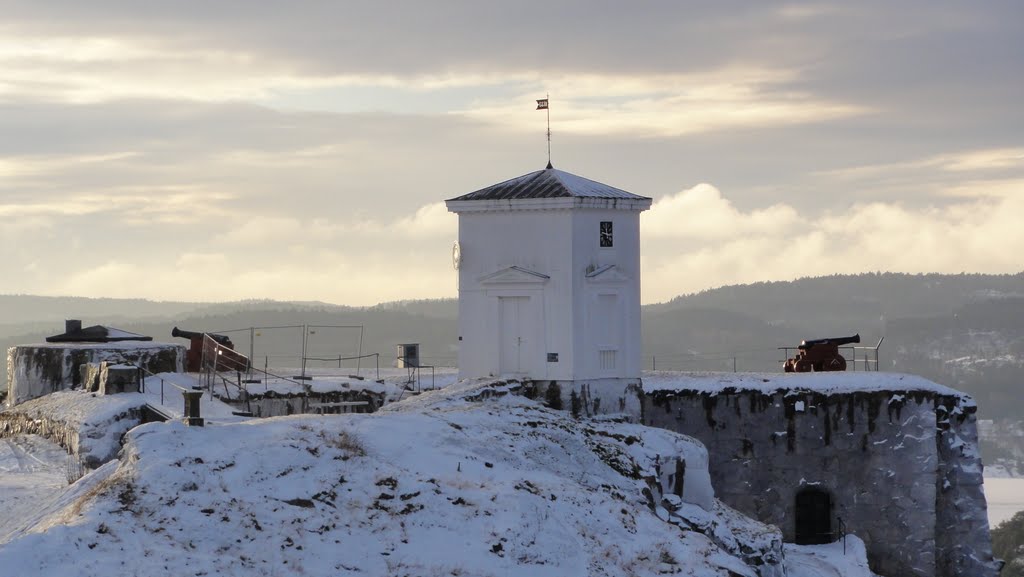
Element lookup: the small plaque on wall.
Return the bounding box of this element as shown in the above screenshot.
[547,353,559,362]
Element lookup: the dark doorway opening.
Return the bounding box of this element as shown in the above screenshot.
[795,487,833,545]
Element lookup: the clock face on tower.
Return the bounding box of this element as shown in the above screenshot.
[599,221,613,247]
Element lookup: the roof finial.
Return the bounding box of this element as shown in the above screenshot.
[536,94,551,169]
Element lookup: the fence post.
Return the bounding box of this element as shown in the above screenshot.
[300,324,308,380]
[249,327,255,381]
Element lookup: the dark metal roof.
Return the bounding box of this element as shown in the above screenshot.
[448,167,650,202]
[46,325,153,343]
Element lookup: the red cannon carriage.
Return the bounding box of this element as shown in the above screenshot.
[783,334,860,373]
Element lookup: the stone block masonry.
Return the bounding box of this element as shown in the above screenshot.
[639,381,1000,577]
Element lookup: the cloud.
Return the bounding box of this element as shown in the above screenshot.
[640,183,1024,302]
[0,2,1020,307]
[0,151,138,178]
[457,69,867,137]
[3,199,459,304]
[644,184,800,240]
[388,202,457,237]
[5,179,1022,306]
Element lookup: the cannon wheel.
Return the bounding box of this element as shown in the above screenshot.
[794,359,813,373]
[824,356,847,371]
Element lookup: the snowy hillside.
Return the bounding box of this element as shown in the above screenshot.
[0,379,796,577]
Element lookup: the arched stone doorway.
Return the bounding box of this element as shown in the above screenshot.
[794,487,833,545]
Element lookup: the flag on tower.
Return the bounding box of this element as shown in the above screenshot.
[536,98,549,110]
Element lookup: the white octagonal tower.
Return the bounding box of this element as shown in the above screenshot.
[446,166,651,400]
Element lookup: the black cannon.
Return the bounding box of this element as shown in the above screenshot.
[784,334,860,373]
[172,327,233,347]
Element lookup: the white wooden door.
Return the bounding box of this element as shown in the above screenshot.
[499,296,528,375]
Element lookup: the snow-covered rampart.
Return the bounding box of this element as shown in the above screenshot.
[0,390,149,468]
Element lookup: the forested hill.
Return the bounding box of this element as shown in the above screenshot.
[2,273,1022,418]
[650,272,1024,335]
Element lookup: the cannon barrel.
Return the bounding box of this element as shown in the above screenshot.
[172,327,232,345]
[171,327,202,340]
[799,333,860,349]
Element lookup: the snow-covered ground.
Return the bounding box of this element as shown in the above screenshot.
[236,366,459,398]
[0,435,68,543]
[148,368,456,403]
[784,536,877,577]
[0,376,911,576]
[0,379,811,577]
[1,390,152,465]
[139,372,250,421]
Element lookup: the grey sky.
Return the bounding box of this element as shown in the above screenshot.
[0,1,1021,304]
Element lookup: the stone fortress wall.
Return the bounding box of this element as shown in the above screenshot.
[6,342,184,407]
[635,379,999,577]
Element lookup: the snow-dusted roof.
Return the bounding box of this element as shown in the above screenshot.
[45,325,152,343]
[447,167,650,202]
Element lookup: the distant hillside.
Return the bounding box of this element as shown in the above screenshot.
[0,295,211,327]
[2,272,1022,419]
[652,272,1024,336]
[641,307,805,372]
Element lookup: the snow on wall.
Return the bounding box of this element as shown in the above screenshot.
[6,342,184,407]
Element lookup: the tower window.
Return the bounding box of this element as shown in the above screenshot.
[599,221,613,247]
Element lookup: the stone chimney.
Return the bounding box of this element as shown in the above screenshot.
[65,319,82,334]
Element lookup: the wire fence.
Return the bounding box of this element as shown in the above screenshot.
[177,322,880,376]
[210,324,371,379]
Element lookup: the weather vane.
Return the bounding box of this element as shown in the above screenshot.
[536,94,551,169]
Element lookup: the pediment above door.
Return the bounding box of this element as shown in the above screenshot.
[478,266,550,285]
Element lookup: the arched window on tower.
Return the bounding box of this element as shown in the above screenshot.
[794,487,834,545]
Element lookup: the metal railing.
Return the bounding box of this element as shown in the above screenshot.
[837,516,848,554]
[133,364,191,412]
[300,352,381,381]
[851,337,885,371]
